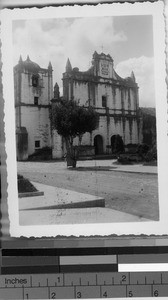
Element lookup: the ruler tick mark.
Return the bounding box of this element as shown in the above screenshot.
[74,285,76,299]
[100,285,102,298]
[48,286,50,300]
[22,285,24,300]
[151,284,153,297]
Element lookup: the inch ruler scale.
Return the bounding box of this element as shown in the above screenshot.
[0,247,168,299]
[1,271,168,299]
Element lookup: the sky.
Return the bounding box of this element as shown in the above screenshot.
[12,15,155,107]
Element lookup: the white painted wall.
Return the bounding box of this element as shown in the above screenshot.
[73,81,88,105]
[20,106,51,155]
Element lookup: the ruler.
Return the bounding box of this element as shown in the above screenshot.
[0,271,168,298]
[0,247,168,298]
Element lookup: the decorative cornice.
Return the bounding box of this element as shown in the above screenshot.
[15,103,51,108]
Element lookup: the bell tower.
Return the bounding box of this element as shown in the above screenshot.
[92,51,114,78]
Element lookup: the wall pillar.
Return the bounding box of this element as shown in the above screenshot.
[16,127,28,161]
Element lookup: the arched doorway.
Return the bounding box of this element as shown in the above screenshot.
[94,135,103,155]
[111,134,124,154]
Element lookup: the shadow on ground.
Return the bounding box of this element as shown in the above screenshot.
[68,166,117,171]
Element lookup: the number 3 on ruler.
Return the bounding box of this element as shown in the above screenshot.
[76,291,81,298]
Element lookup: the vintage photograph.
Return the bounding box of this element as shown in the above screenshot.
[1,3,167,236]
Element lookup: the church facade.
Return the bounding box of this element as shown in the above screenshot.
[14,52,142,160]
[53,52,142,158]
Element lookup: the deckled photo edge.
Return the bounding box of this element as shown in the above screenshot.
[1,2,168,237]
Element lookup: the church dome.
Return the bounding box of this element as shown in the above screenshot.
[19,55,40,73]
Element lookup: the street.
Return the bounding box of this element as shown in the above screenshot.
[17,160,159,221]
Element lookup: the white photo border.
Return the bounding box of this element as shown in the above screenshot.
[1,2,168,237]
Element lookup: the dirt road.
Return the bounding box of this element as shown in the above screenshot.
[17,160,159,221]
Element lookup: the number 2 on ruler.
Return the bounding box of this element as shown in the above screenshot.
[51,292,56,299]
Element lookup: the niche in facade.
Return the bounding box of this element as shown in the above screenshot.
[102,95,107,107]
[32,74,39,87]
[94,135,104,155]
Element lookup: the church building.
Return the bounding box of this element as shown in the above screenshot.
[14,52,142,160]
[52,51,142,158]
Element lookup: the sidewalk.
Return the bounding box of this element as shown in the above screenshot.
[74,160,157,174]
[110,164,157,175]
[19,182,105,211]
[19,182,149,225]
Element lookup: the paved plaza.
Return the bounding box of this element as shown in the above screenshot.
[18,160,159,225]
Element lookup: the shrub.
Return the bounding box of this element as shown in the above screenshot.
[28,147,52,161]
[145,144,157,162]
[17,174,37,193]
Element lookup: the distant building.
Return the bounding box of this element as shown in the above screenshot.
[14,55,53,160]
[52,51,142,158]
[140,107,156,146]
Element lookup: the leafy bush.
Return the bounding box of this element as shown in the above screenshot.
[145,144,157,162]
[137,144,149,158]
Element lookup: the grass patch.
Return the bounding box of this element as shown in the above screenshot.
[17,174,37,193]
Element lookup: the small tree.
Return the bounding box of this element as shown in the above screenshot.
[50,99,99,167]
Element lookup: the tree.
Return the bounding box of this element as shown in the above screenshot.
[50,99,99,167]
[111,134,125,154]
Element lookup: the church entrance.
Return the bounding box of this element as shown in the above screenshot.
[94,135,104,155]
[111,134,124,154]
